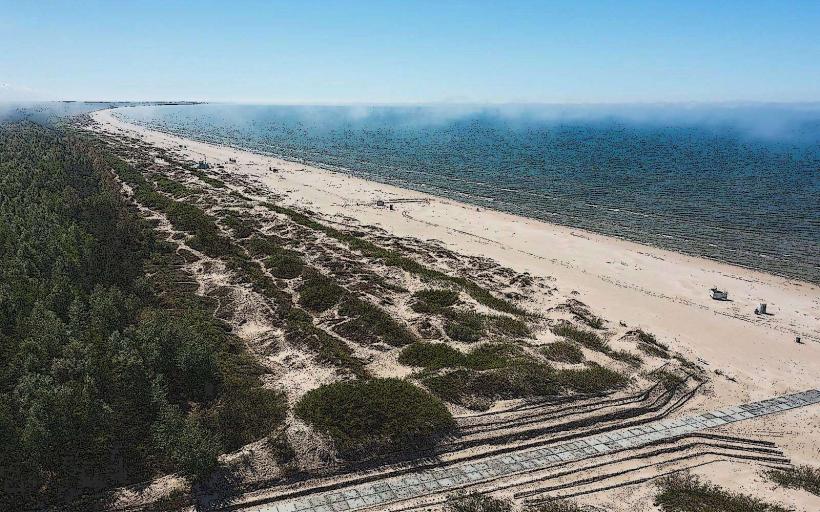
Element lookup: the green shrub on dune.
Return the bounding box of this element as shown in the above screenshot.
[265,249,304,279]
[399,342,521,371]
[294,378,455,459]
[285,311,367,377]
[465,342,523,370]
[399,342,466,369]
[298,273,346,312]
[486,314,531,338]
[445,312,485,342]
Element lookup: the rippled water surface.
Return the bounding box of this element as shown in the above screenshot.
[116,104,820,283]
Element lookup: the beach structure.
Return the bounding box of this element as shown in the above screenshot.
[197,160,209,170]
[755,303,767,315]
[376,199,385,207]
[710,287,728,300]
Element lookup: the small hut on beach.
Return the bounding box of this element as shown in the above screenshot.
[710,287,728,300]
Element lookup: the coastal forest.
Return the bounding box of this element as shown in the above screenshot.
[0,121,285,507]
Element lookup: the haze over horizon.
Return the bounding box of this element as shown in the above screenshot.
[2,0,819,104]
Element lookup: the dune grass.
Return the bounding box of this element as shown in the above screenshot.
[422,357,628,409]
[445,312,486,342]
[336,296,418,347]
[551,322,643,367]
[766,465,820,496]
[445,493,512,512]
[551,322,609,352]
[399,342,522,370]
[655,473,789,512]
[541,340,585,364]
[285,309,367,377]
[556,363,629,393]
[608,349,644,367]
[635,329,672,359]
[440,309,531,342]
[399,342,465,369]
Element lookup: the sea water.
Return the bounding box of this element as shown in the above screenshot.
[115,104,820,283]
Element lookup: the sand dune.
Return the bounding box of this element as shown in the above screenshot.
[91,108,820,510]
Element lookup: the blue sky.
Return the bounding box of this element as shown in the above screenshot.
[1,0,819,103]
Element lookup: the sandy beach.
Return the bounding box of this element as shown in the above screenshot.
[90,108,820,510]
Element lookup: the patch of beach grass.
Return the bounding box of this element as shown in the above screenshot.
[219,209,260,239]
[244,234,289,258]
[648,368,686,390]
[399,342,522,370]
[191,168,226,188]
[445,312,485,342]
[399,342,465,369]
[335,296,417,347]
[655,472,789,512]
[421,361,561,409]
[608,349,643,367]
[541,340,585,364]
[422,356,628,408]
[766,465,820,496]
[638,342,671,359]
[438,308,531,343]
[635,329,671,359]
[162,200,236,257]
[465,342,523,370]
[285,309,367,377]
[556,363,629,394]
[551,322,609,352]
[445,493,512,512]
[153,175,193,197]
[486,314,531,338]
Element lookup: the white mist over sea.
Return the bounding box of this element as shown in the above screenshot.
[117,103,820,283]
